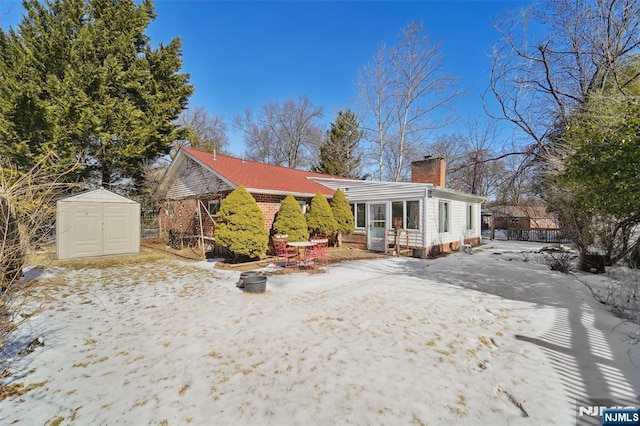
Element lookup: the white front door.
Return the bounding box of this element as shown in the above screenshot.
[368,203,387,251]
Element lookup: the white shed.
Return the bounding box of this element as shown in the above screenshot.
[56,188,140,260]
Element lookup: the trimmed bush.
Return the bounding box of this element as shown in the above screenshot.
[330,188,354,236]
[305,192,337,237]
[215,186,268,260]
[272,195,309,242]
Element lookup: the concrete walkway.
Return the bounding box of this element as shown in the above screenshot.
[425,240,640,425]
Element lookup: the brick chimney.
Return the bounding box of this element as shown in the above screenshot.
[411,156,446,187]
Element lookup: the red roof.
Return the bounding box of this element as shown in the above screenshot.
[182,147,344,196]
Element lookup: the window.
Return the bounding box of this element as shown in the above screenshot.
[207,201,221,217]
[406,201,419,230]
[392,201,404,228]
[466,204,474,230]
[390,200,420,230]
[165,206,174,218]
[439,201,450,233]
[298,201,307,214]
[350,203,366,228]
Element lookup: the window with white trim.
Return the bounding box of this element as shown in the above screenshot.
[391,200,420,230]
[466,204,474,230]
[406,200,419,230]
[439,201,450,233]
[350,203,366,228]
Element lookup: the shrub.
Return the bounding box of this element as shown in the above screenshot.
[543,251,576,273]
[305,192,337,237]
[272,195,309,242]
[215,186,268,260]
[330,188,354,236]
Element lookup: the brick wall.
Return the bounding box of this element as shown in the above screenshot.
[160,192,313,240]
[342,232,367,250]
[159,198,199,238]
[424,236,481,257]
[411,157,446,186]
[253,193,286,231]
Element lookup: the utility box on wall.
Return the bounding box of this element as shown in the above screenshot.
[56,188,140,260]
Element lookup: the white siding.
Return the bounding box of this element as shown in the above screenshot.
[166,157,232,200]
[312,178,483,251]
[425,197,482,248]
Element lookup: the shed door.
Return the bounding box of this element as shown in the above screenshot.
[70,203,102,258]
[367,203,387,251]
[103,204,131,255]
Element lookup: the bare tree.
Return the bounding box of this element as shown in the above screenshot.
[356,43,395,180]
[1,153,78,356]
[495,155,536,205]
[234,95,324,169]
[486,0,640,155]
[357,21,461,181]
[426,119,506,198]
[174,105,228,157]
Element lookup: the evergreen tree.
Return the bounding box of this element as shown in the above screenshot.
[305,192,337,237]
[0,0,193,192]
[330,189,354,237]
[215,186,269,260]
[272,195,309,242]
[313,110,362,178]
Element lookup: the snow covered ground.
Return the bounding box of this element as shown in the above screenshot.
[0,241,637,425]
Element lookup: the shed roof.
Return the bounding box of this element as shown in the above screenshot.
[58,188,138,204]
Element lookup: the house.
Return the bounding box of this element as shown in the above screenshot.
[488,205,559,230]
[158,148,484,256]
[158,147,341,239]
[310,157,484,256]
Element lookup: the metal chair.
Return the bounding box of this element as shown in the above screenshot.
[273,235,299,268]
[305,238,329,270]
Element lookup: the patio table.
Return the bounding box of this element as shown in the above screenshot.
[287,241,317,268]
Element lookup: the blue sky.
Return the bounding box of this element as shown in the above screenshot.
[1,0,531,156]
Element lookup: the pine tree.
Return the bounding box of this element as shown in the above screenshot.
[0,0,193,192]
[330,189,354,242]
[272,195,309,242]
[313,110,362,178]
[215,186,269,260]
[305,193,337,237]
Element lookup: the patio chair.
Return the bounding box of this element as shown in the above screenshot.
[305,238,329,270]
[273,235,299,268]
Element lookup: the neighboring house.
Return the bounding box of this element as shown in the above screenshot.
[489,205,559,230]
[158,148,484,256]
